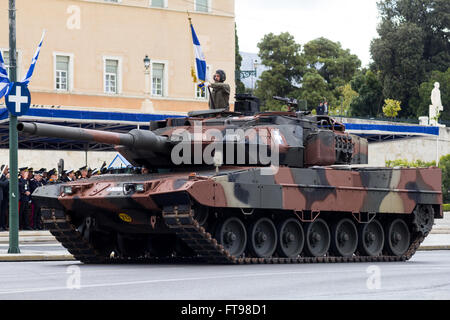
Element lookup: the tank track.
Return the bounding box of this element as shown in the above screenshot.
[41,208,198,264]
[162,205,427,264]
[41,207,426,264]
[41,208,111,264]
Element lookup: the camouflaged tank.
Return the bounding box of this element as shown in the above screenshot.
[17,105,443,264]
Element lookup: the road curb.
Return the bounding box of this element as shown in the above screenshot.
[0,254,75,262]
[417,245,450,251]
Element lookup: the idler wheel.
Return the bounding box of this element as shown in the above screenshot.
[331,218,358,257]
[277,218,304,258]
[248,218,277,258]
[385,218,410,257]
[303,218,330,257]
[216,217,247,257]
[358,219,384,256]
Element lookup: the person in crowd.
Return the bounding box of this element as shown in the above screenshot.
[47,169,58,183]
[323,100,329,115]
[30,170,45,230]
[65,170,76,182]
[316,102,324,115]
[18,167,32,230]
[0,165,9,231]
[79,166,89,179]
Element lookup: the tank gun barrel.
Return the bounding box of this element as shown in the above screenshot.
[17,122,172,154]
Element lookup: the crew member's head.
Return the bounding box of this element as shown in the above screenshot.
[214,70,226,83]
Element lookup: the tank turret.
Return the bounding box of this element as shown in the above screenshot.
[18,106,368,169]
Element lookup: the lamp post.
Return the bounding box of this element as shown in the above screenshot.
[252,59,259,92]
[141,54,154,113]
[8,0,20,254]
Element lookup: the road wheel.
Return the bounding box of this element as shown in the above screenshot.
[248,218,277,258]
[303,218,330,257]
[216,217,247,257]
[277,218,304,258]
[385,218,411,256]
[330,218,358,257]
[358,219,384,256]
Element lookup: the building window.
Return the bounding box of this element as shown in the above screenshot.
[150,0,166,8]
[105,59,119,94]
[152,62,165,96]
[55,55,70,91]
[1,50,11,76]
[195,0,210,12]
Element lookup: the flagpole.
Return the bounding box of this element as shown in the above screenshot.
[8,0,20,254]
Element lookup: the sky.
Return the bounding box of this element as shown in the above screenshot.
[235,0,381,67]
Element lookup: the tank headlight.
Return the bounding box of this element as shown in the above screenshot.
[135,184,145,192]
[63,186,73,195]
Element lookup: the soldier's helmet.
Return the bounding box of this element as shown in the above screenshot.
[215,69,226,82]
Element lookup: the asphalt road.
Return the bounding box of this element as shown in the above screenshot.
[0,250,449,300]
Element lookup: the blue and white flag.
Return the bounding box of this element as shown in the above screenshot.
[189,19,206,90]
[22,30,46,85]
[0,51,10,99]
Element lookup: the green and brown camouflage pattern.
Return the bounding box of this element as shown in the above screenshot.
[33,165,442,232]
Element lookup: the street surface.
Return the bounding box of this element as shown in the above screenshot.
[0,251,449,300]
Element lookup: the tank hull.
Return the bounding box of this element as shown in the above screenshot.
[34,166,442,264]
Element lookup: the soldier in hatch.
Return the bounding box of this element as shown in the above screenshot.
[207,69,230,110]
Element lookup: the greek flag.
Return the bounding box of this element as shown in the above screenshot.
[189,20,206,89]
[22,30,46,85]
[0,51,10,99]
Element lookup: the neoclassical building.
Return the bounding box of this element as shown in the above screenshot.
[0,0,236,170]
[0,0,236,113]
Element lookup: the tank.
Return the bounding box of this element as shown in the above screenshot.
[18,99,443,264]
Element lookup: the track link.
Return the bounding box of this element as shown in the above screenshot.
[41,208,108,264]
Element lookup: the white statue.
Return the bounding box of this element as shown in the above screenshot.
[431,82,443,107]
[429,82,444,126]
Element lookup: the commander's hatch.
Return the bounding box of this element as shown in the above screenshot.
[315,116,346,132]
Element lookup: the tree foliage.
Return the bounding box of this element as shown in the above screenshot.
[440,154,450,203]
[382,99,402,118]
[254,33,361,111]
[349,70,384,117]
[254,32,305,110]
[331,83,358,116]
[303,37,361,97]
[370,0,450,117]
[235,24,245,94]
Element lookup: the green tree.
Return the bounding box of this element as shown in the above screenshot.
[235,24,245,94]
[370,0,450,117]
[303,37,361,89]
[254,32,306,110]
[300,70,329,110]
[417,67,450,121]
[331,83,359,116]
[382,99,402,118]
[440,154,450,203]
[349,70,384,117]
[303,37,361,109]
